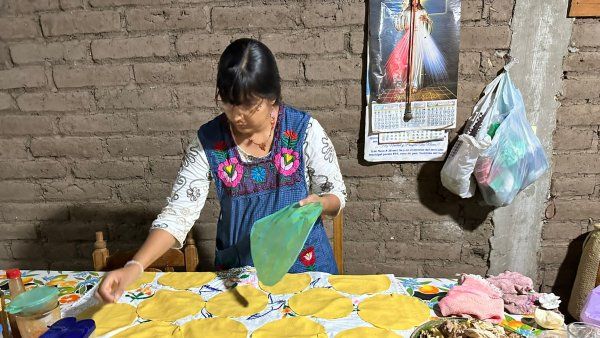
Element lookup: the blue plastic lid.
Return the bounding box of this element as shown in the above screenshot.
[40,317,95,338]
[6,286,59,314]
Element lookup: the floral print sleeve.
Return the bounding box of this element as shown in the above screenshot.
[150,136,211,249]
[303,118,347,212]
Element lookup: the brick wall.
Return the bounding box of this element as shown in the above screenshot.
[0,0,538,277]
[539,18,600,298]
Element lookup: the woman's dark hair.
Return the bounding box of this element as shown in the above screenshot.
[216,38,281,106]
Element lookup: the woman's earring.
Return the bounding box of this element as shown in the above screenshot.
[270,108,276,127]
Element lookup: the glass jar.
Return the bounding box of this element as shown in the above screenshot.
[13,303,61,338]
[567,322,600,338]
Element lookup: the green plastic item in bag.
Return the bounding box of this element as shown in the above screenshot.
[251,202,323,286]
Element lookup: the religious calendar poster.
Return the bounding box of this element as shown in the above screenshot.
[364,0,461,162]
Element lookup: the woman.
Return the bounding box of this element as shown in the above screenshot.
[97,38,347,303]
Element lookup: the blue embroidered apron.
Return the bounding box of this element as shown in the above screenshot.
[198,105,338,274]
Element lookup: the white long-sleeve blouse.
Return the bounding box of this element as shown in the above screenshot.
[150,118,347,248]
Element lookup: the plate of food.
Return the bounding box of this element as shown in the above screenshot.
[411,317,526,338]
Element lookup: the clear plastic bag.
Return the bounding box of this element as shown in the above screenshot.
[474,72,549,206]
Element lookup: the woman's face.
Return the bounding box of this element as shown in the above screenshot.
[218,96,273,133]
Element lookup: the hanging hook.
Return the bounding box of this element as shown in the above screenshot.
[504,55,519,71]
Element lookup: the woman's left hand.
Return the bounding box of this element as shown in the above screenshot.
[299,194,323,207]
[299,194,341,217]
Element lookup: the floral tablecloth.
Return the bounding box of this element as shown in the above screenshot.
[0,269,543,337]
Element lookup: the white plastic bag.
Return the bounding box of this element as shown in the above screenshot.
[441,134,491,198]
[440,73,504,198]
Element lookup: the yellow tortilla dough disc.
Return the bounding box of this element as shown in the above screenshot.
[252,317,327,338]
[126,272,156,291]
[288,288,353,319]
[259,273,311,294]
[206,285,268,317]
[77,303,137,336]
[137,289,205,322]
[329,275,391,295]
[158,272,217,290]
[113,321,179,338]
[335,327,401,338]
[358,294,430,330]
[179,317,247,338]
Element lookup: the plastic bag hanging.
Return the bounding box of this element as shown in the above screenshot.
[474,70,549,206]
[440,71,505,198]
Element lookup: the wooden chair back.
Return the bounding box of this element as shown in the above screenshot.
[92,231,199,272]
[92,210,343,274]
[333,210,344,274]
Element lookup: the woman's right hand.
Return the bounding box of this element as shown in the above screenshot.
[96,264,142,303]
[95,229,177,303]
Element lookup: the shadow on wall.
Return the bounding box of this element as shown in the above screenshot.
[417,162,494,231]
[39,203,158,270]
[411,89,493,233]
[39,204,216,272]
[551,232,586,317]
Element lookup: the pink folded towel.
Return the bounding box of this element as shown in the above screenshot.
[486,271,539,314]
[438,275,505,324]
[503,293,540,315]
[486,271,533,294]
